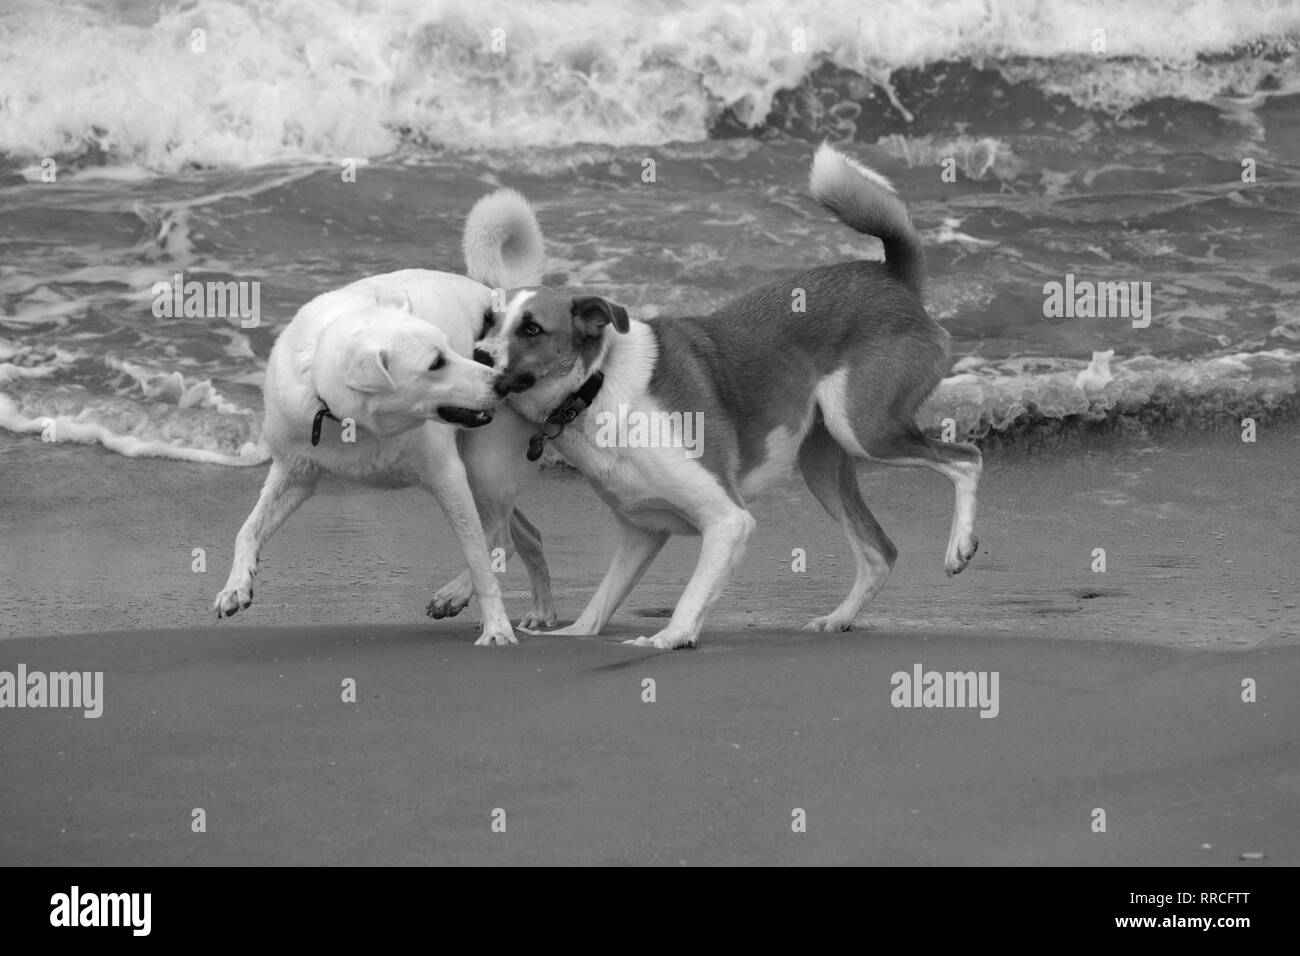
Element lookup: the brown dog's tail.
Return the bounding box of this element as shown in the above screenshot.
[809,143,924,297]
[462,188,545,290]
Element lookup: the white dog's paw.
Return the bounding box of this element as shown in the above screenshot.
[214,577,254,618]
[474,624,518,646]
[802,615,854,633]
[945,533,979,577]
[624,628,697,650]
[519,605,558,630]
[426,580,473,619]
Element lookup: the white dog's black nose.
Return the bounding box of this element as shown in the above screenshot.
[473,349,495,367]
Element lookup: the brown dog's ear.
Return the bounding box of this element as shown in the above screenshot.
[571,296,629,343]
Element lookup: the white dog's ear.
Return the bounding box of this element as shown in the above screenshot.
[345,348,397,393]
[374,289,412,313]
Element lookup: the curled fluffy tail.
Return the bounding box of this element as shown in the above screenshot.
[809,143,924,296]
[462,188,545,289]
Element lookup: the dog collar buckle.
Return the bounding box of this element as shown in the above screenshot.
[526,371,604,461]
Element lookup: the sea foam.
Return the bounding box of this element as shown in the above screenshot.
[1,0,1296,172]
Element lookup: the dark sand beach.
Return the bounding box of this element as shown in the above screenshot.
[2,425,1297,865]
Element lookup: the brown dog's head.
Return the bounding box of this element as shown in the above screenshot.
[474,289,629,402]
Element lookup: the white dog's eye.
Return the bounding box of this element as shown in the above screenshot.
[429,355,445,371]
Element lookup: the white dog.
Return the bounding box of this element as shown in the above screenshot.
[214,190,556,645]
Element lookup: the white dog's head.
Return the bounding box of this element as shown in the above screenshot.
[313,292,502,437]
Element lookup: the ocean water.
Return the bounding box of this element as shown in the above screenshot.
[1,0,1299,465]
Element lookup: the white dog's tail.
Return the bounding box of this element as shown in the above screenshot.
[462,188,545,290]
[809,143,924,296]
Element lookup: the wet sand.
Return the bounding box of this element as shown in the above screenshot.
[1,426,1297,864]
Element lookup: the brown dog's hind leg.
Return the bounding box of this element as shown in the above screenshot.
[510,508,557,628]
[859,423,982,576]
[797,422,898,631]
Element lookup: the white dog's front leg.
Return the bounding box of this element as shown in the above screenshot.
[432,405,554,627]
[426,506,510,621]
[214,461,318,618]
[426,509,556,627]
[530,517,667,637]
[421,452,516,646]
[626,508,755,650]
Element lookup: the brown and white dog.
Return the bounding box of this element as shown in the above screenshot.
[470,144,982,649]
[213,189,557,645]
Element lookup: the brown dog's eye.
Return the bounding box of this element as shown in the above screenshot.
[520,319,543,337]
[429,355,445,371]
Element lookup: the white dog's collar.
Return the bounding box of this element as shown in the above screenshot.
[311,400,341,446]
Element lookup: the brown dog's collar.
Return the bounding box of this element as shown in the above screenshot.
[526,371,604,462]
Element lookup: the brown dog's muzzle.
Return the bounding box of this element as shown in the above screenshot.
[494,372,537,396]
